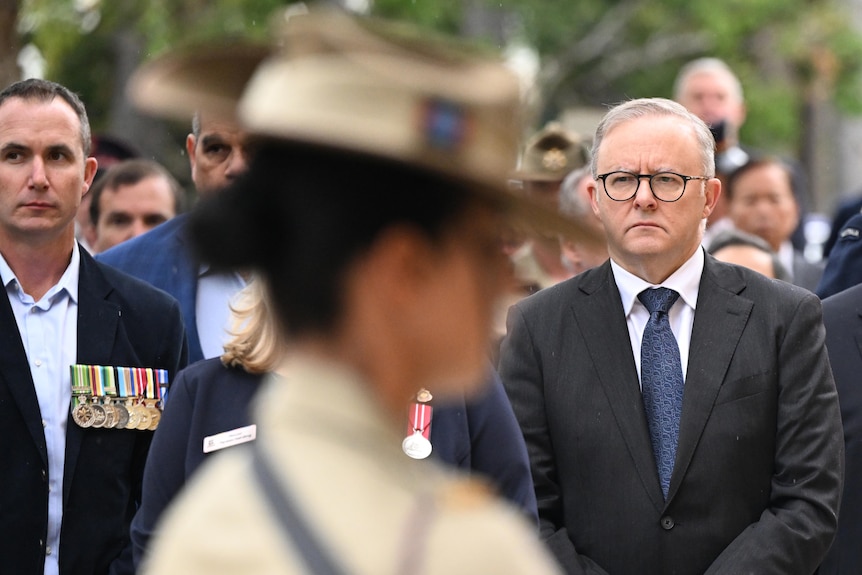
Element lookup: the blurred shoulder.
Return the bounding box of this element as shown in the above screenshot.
[427,477,562,574]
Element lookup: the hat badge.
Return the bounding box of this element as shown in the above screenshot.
[542,148,568,171]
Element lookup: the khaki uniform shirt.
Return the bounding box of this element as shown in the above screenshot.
[141,355,561,575]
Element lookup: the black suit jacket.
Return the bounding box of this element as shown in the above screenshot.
[820,283,862,573]
[499,255,842,575]
[0,248,188,575]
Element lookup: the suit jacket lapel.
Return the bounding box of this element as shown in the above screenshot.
[573,262,666,510]
[0,274,47,464]
[65,251,121,498]
[667,256,752,501]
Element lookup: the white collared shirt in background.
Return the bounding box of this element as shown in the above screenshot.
[196,264,247,359]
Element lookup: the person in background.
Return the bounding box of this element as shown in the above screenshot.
[706,228,790,281]
[499,97,842,574]
[0,78,187,575]
[725,155,823,291]
[85,158,184,253]
[75,134,140,252]
[510,121,590,292]
[96,110,255,362]
[674,57,809,251]
[558,166,608,275]
[817,210,862,298]
[133,8,596,575]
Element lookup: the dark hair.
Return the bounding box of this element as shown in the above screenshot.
[725,155,794,201]
[89,159,185,225]
[190,141,476,336]
[0,78,92,156]
[707,228,790,281]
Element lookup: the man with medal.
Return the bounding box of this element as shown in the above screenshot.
[0,78,187,575]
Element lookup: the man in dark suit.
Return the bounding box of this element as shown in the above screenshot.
[97,113,254,363]
[819,284,862,573]
[499,97,842,574]
[0,79,188,575]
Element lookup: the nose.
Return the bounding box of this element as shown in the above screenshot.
[632,177,657,209]
[225,149,250,179]
[30,157,48,190]
[130,220,149,238]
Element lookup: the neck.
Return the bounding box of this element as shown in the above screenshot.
[613,246,698,285]
[0,234,75,301]
[293,322,418,429]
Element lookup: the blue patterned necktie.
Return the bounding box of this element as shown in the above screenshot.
[638,287,684,499]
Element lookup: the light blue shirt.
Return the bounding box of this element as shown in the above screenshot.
[196,264,246,359]
[610,248,704,387]
[0,244,79,575]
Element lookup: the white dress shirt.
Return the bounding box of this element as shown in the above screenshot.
[0,244,80,575]
[196,264,247,359]
[610,248,704,387]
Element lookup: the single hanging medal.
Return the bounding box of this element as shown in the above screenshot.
[402,388,433,460]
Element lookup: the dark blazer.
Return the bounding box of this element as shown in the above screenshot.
[0,248,188,575]
[818,212,862,299]
[131,358,537,568]
[97,214,204,362]
[499,255,843,575]
[820,283,862,574]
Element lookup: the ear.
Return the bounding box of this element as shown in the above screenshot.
[588,179,601,217]
[702,177,722,220]
[186,133,197,173]
[81,157,98,197]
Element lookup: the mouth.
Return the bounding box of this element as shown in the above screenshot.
[629,221,663,232]
[23,201,53,210]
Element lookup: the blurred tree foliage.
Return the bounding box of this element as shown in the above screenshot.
[18,0,862,158]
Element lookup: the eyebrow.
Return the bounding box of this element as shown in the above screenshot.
[46,144,75,157]
[199,134,228,147]
[0,142,29,154]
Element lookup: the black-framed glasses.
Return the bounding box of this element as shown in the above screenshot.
[596,171,710,202]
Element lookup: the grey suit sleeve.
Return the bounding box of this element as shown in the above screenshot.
[499,304,610,575]
[705,292,843,574]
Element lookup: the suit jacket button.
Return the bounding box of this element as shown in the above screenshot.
[660,516,675,530]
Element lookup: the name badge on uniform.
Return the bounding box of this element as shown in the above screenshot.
[203,424,257,453]
[402,388,433,460]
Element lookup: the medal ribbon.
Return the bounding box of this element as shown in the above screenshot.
[101,365,117,398]
[406,403,433,440]
[117,367,131,399]
[70,364,89,408]
[156,369,168,405]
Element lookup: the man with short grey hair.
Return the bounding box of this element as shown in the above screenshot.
[500,97,842,574]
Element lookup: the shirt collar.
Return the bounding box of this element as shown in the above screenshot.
[0,242,80,305]
[611,247,704,317]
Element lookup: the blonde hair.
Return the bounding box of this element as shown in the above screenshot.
[221,279,285,374]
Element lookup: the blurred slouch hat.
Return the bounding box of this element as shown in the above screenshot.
[128,8,599,241]
[512,121,590,183]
